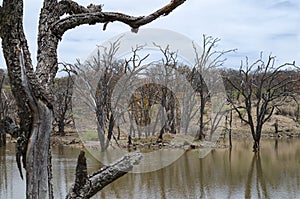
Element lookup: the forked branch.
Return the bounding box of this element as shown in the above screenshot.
[52,0,186,38]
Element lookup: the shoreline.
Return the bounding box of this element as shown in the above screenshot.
[47,130,300,151]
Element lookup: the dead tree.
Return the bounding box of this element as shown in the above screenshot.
[0,0,186,198]
[0,116,24,178]
[53,66,74,136]
[0,73,7,146]
[0,71,16,147]
[191,35,235,140]
[224,109,233,148]
[0,70,7,118]
[94,45,125,151]
[155,45,181,136]
[73,42,149,151]
[226,53,299,152]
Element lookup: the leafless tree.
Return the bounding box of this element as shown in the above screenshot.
[191,35,235,140]
[0,71,7,146]
[140,49,177,140]
[154,45,181,137]
[130,82,179,141]
[224,108,233,148]
[0,70,16,120]
[53,67,74,136]
[226,53,299,152]
[134,38,233,143]
[94,43,126,152]
[0,0,186,198]
[0,70,17,147]
[72,41,149,151]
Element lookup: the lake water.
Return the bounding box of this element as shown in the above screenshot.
[1,138,300,199]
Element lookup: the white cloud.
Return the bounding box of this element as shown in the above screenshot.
[0,0,299,70]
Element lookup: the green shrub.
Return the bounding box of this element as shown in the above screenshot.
[80,130,98,141]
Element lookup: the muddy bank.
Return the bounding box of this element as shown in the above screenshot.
[49,130,300,152]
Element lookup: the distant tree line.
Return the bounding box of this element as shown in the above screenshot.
[1,44,299,153]
[67,35,298,153]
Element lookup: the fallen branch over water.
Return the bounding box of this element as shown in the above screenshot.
[66,151,142,199]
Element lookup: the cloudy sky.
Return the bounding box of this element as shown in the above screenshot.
[0,0,299,71]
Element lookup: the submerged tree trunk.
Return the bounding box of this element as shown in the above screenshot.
[0,133,5,147]
[198,91,206,140]
[66,151,142,199]
[58,119,66,136]
[252,123,263,152]
[229,112,232,148]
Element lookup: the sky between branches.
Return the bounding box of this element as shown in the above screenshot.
[0,0,299,72]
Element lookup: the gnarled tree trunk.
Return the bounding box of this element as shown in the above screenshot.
[0,0,186,198]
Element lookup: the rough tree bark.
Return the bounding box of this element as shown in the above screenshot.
[66,151,142,199]
[0,0,186,198]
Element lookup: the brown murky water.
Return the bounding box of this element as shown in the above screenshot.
[1,138,300,199]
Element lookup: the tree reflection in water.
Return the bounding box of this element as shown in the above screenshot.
[1,139,300,198]
[245,152,269,199]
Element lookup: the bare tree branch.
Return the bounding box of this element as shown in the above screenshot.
[226,53,300,151]
[57,0,102,16]
[52,0,186,38]
[0,6,3,36]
